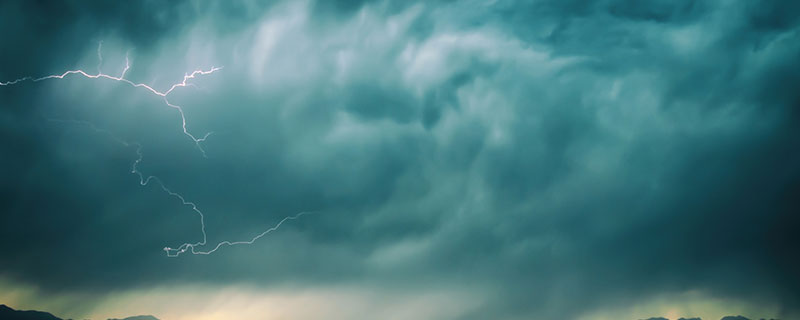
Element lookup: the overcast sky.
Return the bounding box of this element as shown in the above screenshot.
[1,1,798,319]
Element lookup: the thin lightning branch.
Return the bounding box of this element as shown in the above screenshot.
[97,41,103,73]
[175,211,311,256]
[1,43,220,157]
[2,44,311,257]
[46,118,311,257]
[121,50,131,79]
[0,77,32,86]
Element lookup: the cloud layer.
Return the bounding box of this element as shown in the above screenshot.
[1,0,798,319]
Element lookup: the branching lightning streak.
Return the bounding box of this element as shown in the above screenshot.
[1,44,220,157]
[4,44,310,257]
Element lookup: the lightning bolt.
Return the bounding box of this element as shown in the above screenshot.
[4,44,311,257]
[2,44,219,156]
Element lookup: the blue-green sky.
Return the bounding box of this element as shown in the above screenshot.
[1,1,799,319]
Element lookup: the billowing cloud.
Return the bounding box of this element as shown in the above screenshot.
[1,0,798,319]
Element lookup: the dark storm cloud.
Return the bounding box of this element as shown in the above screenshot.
[1,0,799,319]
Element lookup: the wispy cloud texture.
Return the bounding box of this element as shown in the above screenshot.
[0,0,798,319]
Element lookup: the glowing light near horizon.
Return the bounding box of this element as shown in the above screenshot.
[1,44,309,257]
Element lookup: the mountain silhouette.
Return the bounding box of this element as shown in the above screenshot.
[0,305,61,320]
[0,305,159,320]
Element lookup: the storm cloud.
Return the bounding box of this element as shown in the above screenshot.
[1,1,799,319]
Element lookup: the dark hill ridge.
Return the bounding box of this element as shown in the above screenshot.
[0,305,158,320]
[0,304,61,320]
